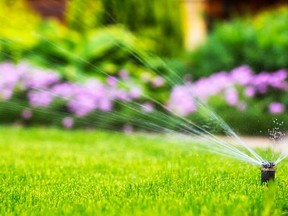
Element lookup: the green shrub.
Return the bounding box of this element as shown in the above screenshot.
[189,7,288,79]
[66,0,103,32]
[0,0,184,86]
[26,22,168,83]
[0,0,40,62]
[66,0,183,57]
[0,1,171,87]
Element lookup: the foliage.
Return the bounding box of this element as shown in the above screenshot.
[66,0,103,32]
[66,0,183,56]
[0,0,173,80]
[189,7,288,78]
[0,2,170,84]
[0,0,40,62]
[1,127,288,215]
[28,22,167,82]
[0,0,171,83]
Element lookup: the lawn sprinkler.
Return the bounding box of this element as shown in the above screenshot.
[261,161,276,184]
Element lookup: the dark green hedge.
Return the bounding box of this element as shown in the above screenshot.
[188,7,288,78]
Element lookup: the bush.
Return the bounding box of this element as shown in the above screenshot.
[0,2,171,90]
[188,7,288,79]
[167,65,288,135]
[1,62,288,135]
[0,0,40,62]
[0,62,168,130]
[66,0,183,56]
[28,22,166,81]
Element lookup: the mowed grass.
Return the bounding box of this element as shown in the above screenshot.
[0,127,288,215]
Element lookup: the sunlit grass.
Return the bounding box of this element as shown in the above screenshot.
[0,127,287,215]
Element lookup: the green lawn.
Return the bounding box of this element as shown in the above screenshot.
[0,127,287,215]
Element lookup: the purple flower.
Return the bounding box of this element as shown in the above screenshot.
[192,72,230,101]
[230,65,253,85]
[151,76,165,87]
[62,117,74,128]
[268,102,285,114]
[98,98,112,112]
[268,69,288,89]
[251,73,270,94]
[141,102,154,113]
[22,108,32,120]
[0,62,27,99]
[106,76,118,87]
[0,88,13,100]
[244,86,256,97]
[28,91,54,107]
[67,94,97,117]
[119,69,129,80]
[167,84,197,116]
[209,72,230,89]
[129,86,142,99]
[63,80,114,116]
[112,89,131,101]
[225,88,238,106]
[22,68,60,89]
[123,124,133,134]
[51,83,75,99]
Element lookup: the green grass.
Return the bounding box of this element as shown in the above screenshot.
[0,127,288,215]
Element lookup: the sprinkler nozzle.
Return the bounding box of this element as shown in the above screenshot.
[261,161,275,184]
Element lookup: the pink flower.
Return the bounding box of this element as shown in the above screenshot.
[141,102,154,113]
[167,84,197,116]
[268,102,285,114]
[152,76,165,87]
[28,91,54,107]
[123,124,133,134]
[225,88,238,105]
[0,88,13,100]
[244,87,255,97]
[106,76,118,87]
[22,108,32,120]
[129,86,142,99]
[62,117,74,129]
[230,65,253,85]
[119,69,129,80]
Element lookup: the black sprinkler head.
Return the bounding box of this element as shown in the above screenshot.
[261,161,276,184]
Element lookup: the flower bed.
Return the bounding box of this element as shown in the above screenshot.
[1,62,287,134]
[168,65,288,116]
[0,62,145,129]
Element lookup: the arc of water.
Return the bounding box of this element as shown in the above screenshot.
[31,85,260,165]
[159,128,262,165]
[28,33,264,165]
[196,101,265,163]
[0,8,267,166]
[275,148,288,164]
[178,123,262,165]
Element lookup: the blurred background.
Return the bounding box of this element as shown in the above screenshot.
[0,0,288,135]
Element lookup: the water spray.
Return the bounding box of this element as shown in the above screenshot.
[261,161,276,184]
